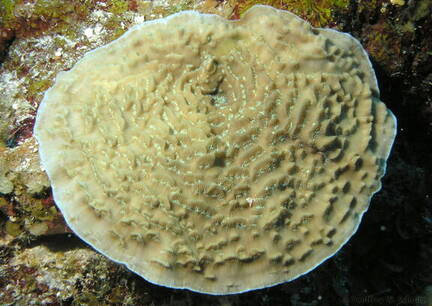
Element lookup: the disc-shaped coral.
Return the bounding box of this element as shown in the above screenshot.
[34,5,396,294]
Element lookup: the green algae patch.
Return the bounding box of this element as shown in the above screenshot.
[5,220,22,236]
[108,0,130,15]
[27,79,53,101]
[0,0,17,26]
[230,0,349,26]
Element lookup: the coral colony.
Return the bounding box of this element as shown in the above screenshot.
[34,5,396,294]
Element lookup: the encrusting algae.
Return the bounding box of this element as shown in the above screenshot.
[33,5,396,294]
